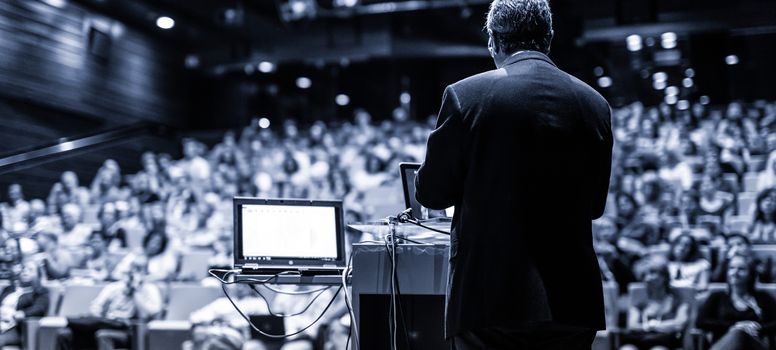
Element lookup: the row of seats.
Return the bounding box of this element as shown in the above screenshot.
[4,282,230,350]
[596,282,776,350]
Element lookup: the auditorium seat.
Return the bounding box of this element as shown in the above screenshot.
[591,282,618,350]
[727,215,752,234]
[752,245,776,267]
[17,283,62,350]
[146,284,223,350]
[691,283,776,350]
[36,283,106,350]
[723,173,740,192]
[738,191,758,218]
[744,173,761,193]
[748,155,767,173]
[177,250,213,281]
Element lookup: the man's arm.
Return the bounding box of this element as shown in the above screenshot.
[592,107,613,219]
[19,288,49,317]
[90,282,120,317]
[416,86,466,210]
[133,282,163,318]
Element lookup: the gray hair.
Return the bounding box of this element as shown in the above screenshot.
[486,0,554,54]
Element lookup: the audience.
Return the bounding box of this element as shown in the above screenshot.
[56,257,162,350]
[112,230,177,282]
[667,233,710,290]
[620,257,689,350]
[711,233,774,284]
[186,283,269,350]
[751,188,776,243]
[1,99,776,349]
[697,254,776,350]
[0,260,49,347]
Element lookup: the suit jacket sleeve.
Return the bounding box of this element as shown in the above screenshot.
[415,85,465,210]
[19,287,49,317]
[592,107,613,219]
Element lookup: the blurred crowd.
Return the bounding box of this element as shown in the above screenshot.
[2,99,776,349]
[596,100,776,350]
[0,108,431,349]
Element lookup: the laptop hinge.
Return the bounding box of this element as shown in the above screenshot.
[244,263,260,269]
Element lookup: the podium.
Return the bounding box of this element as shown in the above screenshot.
[351,242,450,350]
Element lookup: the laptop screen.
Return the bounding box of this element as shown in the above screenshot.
[400,163,454,220]
[233,198,346,269]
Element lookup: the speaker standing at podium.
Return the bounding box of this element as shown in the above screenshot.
[415,0,613,349]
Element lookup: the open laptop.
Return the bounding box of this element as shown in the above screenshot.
[233,197,347,275]
[399,162,454,221]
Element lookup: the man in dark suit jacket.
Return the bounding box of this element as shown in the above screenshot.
[0,261,50,347]
[415,1,613,349]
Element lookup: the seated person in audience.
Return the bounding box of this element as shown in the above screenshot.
[697,254,776,350]
[114,199,147,248]
[750,188,776,243]
[96,201,127,251]
[56,256,162,350]
[112,229,178,282]
[756,150,776,192]
[0,236,21,280]
[0,260,49,347]
[90,159,126,205]
[620,257,689,350]
[712,233,773,283]
[615,192,640,229]
[667,233,710,290]
[697,175,735,223]
[27,198,58,234]
[186,283,269,350]
[69,231,112,283]
[594,216,637,294]
[1,183,30,233]
[59,170,91,206]
[34,231,79,280]
[207,234,233,270]
[676,190,701,227]
[271,285,348,350]
[57,203,93,249]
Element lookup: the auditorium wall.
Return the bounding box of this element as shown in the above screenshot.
[0,0,188,199]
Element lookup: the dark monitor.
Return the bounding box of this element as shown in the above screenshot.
[399,163,453,221]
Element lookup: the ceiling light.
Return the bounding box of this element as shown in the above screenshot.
[156,16,175,30]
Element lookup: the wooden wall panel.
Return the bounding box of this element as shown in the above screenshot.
[0,0,188,128]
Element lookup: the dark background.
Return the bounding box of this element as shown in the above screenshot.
[1,0,775,197]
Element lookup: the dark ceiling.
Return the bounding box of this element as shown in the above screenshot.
[66,0,776,72]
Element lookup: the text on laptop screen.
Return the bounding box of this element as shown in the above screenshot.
[240,204,338,260]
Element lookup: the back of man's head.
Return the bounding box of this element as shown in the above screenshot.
[486,0,554,55]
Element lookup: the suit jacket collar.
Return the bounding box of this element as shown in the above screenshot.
[503,50,556,67]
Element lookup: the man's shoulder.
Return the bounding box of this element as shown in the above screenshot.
[449,69,505,92]
[449,66,607,106]
[563,71,609,105]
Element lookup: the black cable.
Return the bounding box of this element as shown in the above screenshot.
[404,219,451,235]
[261,284,331,295]
[208,269,301,285]
[248,284,333,317]
[219,270,344,339]
[345,316,352,350]
[385,237,412,350]
[343,251,360,350]
[396,236,425,245]
[396,208,451,236]
[386,235,397,350]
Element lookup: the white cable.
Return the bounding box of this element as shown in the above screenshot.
[342,259,360,350]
